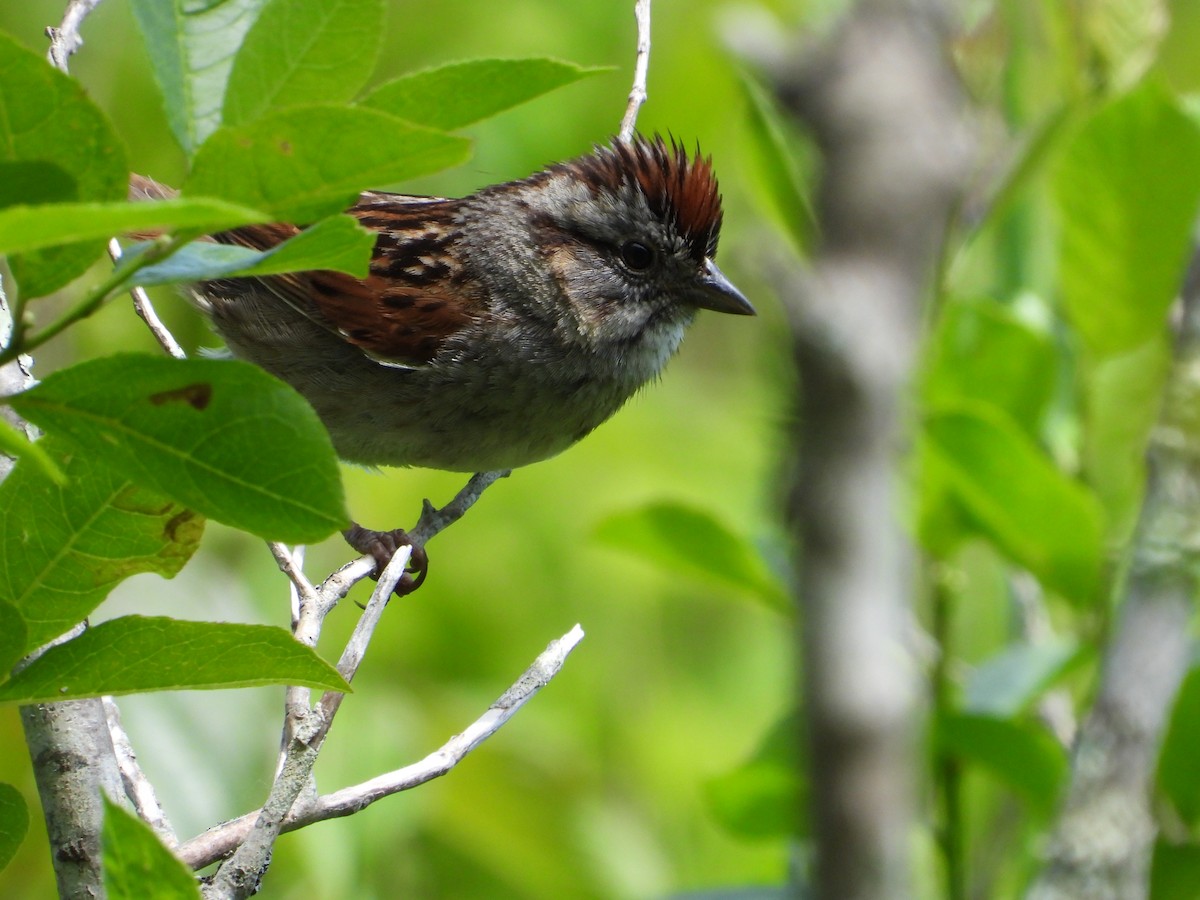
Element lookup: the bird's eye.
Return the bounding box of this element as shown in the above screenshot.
[619,240,655,272]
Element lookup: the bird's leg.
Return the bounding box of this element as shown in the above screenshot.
[342,469,512,596]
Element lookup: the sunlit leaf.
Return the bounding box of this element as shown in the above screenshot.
[223,0,385,125]
[9,355,347,544]
[129,0,268,154]
[923,299,1057,437]
[937,713,1066,815]
[0,30,127,297]
[1158,663,1200,828]
[122,213,375,289]
[0,435,203,653]
[704,714,802,840]
[185,105,470,222]
[1056,83,1200,356]
[964,638,1082,717]
[361,58,607,131]
[0,616,351,703]
[1151,839,1200,900]
[0,198,269,256]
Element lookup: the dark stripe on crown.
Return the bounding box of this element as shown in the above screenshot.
[557,135,724,262]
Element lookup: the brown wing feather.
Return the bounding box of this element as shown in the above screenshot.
[214,195,480,367]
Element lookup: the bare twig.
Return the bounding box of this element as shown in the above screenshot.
[269,543,319,634]
[618,0,652,141]
[117,241,188,359]
[204,547,411,898]
[312,545,412,733]
[103,697,176,845]
[179,624,585,871]
[202,706,326,900]
[45,0,105,70]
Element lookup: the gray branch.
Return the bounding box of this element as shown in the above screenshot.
[1027,253,1200,898]
[749,1,971,895]
[181,624,585,872]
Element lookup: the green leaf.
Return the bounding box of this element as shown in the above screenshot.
[0,602,28,677]
[1158,663,1200,827]
[0,616,351,703]
[185,105,470,222]
[736,70,814,254]
[129,0,269,155]
[1083,337,1171,533]
[704,714,802,840]
[103,798,201,899]
[0,783,28,874]
[594,501,788,611]
[223,0,385,126]
[964,638,1081,717]
[122,213,375,289]
[9,355,347,544]
[1084,0,1168,90]
[0,418,64,483]
[936,713,1066,815]
[1151,840,1200,900]
[0,198,269,256]
[0,30,127,297]
[919,403,1105,603]
[360,58,608,131]
[1055,82,1200,356]
[0,160,78,207]
[923,299,1058,437]
[0,435,203,653]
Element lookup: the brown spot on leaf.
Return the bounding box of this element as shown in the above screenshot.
[149,383,213,411]
[163,509,200,544]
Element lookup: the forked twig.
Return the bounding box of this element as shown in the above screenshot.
[180,624,585,871]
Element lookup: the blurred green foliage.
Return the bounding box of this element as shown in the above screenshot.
[7,0,1200,897]
[0,1,791,897]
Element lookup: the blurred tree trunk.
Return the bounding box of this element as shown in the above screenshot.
[763,0,971,896]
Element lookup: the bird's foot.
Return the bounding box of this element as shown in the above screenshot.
[342,523,429,596]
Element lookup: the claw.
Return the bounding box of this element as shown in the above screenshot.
[342,523,429,596]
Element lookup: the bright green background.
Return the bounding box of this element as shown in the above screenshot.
[0,1,791,897]
[9,0,1200,897]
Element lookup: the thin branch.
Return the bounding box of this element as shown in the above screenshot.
[103,697,176,845]
[269,543,319,633]
[407,468,511,548]
[45,0,104,70]
[204,548,412,899]
[178,624,585,871]
[0,234,192,366]
[313,545,413,735]
[618,0,651,141]
[1028,249,1200,899]
[202,707,326,900]
[115,240,188,359]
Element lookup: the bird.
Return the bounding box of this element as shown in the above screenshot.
[130,135,753,589]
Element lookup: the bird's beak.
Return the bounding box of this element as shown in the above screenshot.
[693,259,755,316]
